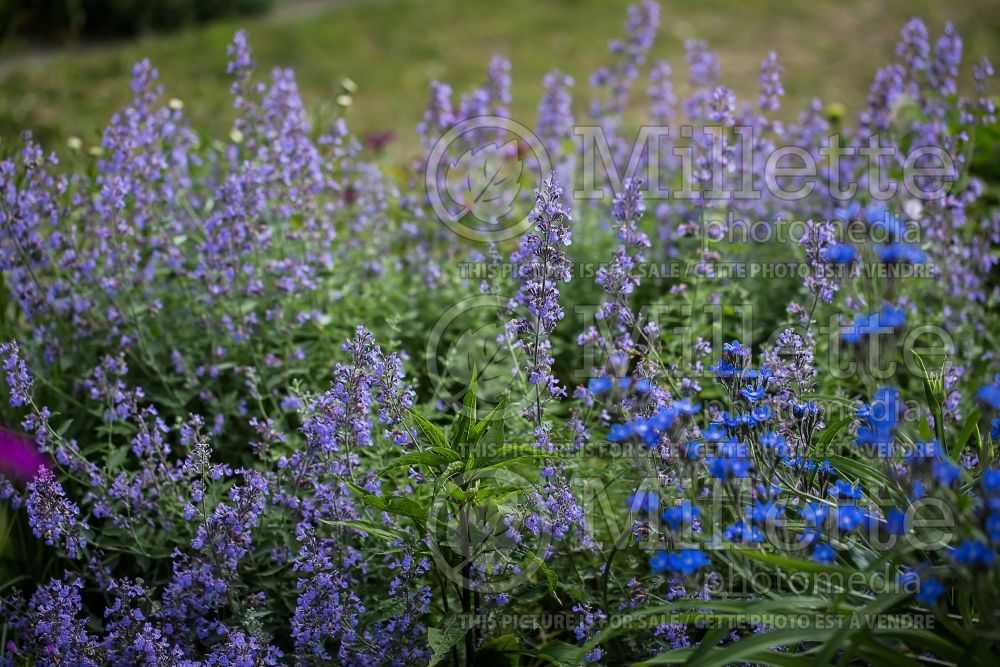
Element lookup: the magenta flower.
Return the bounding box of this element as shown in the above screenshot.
[0,428,48,482]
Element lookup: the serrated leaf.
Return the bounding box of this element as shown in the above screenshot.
[106,446,128,471]
[427,611,469,666]
[343,480,427,527]
[379,451,452,476]
[469,394,508,444]
[409,409,450,451]
[384,496,428,523]
[522,551,560,602]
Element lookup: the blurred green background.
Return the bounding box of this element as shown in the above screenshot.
[0,0,998,161]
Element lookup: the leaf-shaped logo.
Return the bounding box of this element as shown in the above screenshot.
[445,319,514,404]
[445,140,523,224]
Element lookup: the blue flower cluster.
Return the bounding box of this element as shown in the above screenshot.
[855,386,901,450]
[841,308,907,345]
[649,548,712,576]
[978,374,1000,410]
[607,399,700,446]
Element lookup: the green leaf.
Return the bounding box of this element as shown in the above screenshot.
[478,633,519,653]
[427,611,469,666]
[527,640,586,667]
[954,407,982,460]
[814,416,855,454]
[732,549,846,575]
[342,480,388,509]
[636,628,836,667]
[683,625,731,665]
[917,417,933,442]
[364,597,408,625]
[429,447,463,462]
[826,455,907,505]
[475,634,519,666]
[852,640,922,667]
[379,451,453,475]
[450,369,478,449]
[469,445,556,472]
[807,414,856,487]
[522,551,560,602]
[343,480,428,527]
[471,484,522,504]
[469,394,508,445]
[106,446,128,471]
[433,460,469,496]
[980,425,994,470]
[876,628,965,662]
[464,366,478,417]
[409,409,450,451]
[914,353,946,448]
[319,519,410,542]
[815,590,914,664]
[383,497,428,523]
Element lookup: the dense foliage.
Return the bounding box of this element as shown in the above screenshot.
[1,2,999,664]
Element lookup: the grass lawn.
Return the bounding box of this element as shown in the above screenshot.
[0,0,998,161]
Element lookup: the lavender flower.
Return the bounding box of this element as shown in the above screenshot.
[596,179,650,333]
[25,466,88,558]
[536,70,576,198]
[417,81,455,149]
[758,51,784,112]
[190,469,269,573]
[973,58,996,125]
[589,0,660,122]
[897,19,931,78]
[5,575,100,665]
[762,329,817,408]
[103,578,185,665]
[507,176,574,412]
[486,55,512,118]
[291,529,363,661]
[681,39,720,118]
[648,60,676,125]
[1,340,33,407]
[802,219,839,303]
[206,631,284,666]
[930,23,962,96]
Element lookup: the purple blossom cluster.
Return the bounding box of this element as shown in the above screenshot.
[25,466,88,558]
[1,2,999,664]
[506,176,574,428]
